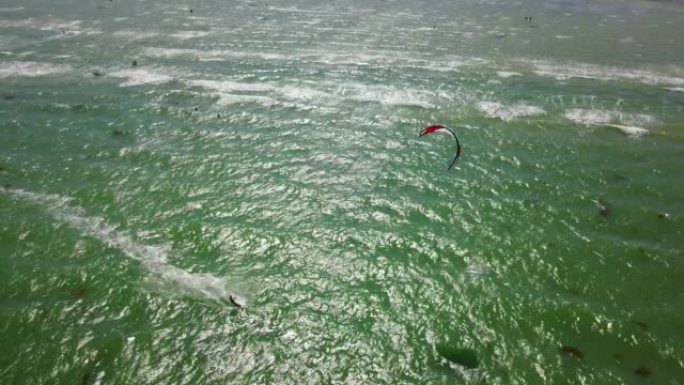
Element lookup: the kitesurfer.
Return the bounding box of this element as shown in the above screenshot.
[229,295,242,308]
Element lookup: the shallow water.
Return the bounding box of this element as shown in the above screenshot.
[1,0,683,384]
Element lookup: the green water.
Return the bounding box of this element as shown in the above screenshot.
[1,0,683,384]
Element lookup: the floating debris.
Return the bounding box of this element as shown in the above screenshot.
[595,198,610,218]
[92,71,104,77]
[611,173,627,182]
[71,288,86,299]
[560,346,583,359]
[657,212,670,219]
[88,350,100,362]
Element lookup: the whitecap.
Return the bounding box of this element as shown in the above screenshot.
[526,58,684,87]
[186,77,448,109]
[108,68,173,86]
[477,101,546,122]
[496,71,521,78]
[605,124,648,137]
[215,93,278,106]
[112,30,160,40]
[168,30,213,40]
[341,82,442,108]
[0,17,81,31]
[0,61,71,78]
[187,79,274,93]
[141,46,482,73]
[143,47,289,62]
[563,108,654,137]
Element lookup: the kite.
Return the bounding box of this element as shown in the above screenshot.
[419,125,462,170]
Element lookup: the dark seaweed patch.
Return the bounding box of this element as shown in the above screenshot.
[560,346,583,359]
[71,288,86,299]
[81,369,92,385]
[435,344,479,369]
[635,367,652,377]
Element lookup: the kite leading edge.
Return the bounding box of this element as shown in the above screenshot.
[419,125,462,170]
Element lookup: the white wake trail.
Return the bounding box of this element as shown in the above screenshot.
[2,187,242,305]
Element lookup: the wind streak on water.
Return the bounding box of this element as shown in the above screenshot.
[1,187,238,304]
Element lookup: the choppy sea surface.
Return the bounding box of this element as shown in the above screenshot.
[1,0,683,384]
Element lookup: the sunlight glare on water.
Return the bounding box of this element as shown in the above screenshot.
[1,0,683,384]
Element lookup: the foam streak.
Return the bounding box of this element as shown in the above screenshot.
[2,187,237,303]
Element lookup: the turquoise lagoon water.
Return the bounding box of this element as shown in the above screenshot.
[1,0,683,384]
